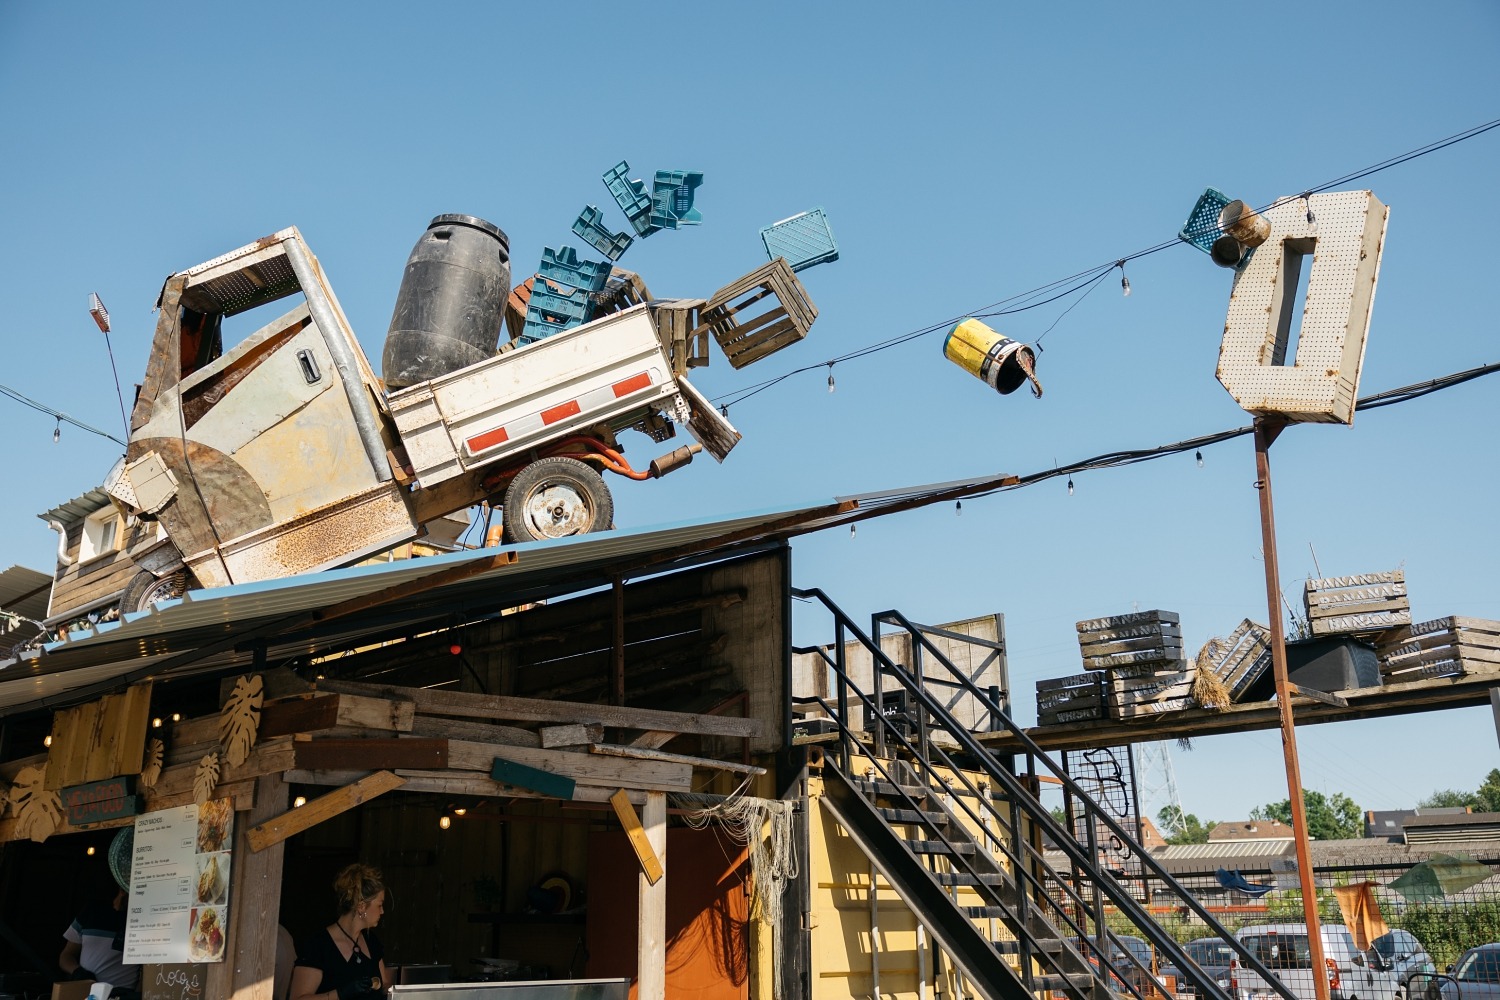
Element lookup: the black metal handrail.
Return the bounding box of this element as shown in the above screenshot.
[794,588,1296,1000]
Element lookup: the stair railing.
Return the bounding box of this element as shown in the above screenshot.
[794,588,1295,1000]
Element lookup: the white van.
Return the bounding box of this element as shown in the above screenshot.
[1231,923,1403,1000]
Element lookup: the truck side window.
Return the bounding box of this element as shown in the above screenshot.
[179,307,223,379]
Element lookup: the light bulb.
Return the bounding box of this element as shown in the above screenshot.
[171,713,181,722]
[1067,477,1075,496]
[1121,275,1131,297]
[453,807,467,816]
[439,815,452,830]
[955,500,962,517]
[827,367,836,393]
[850,523,857,540]
[53,422,61,444]
[87,846,96,856]
[294,796,307,808]
[1196,451,1204,467]
[44,734,53,747]
[152,717,163,728]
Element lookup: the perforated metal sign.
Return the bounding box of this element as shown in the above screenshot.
[1216,190,1388,424]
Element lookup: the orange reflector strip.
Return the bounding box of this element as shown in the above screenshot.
[541,400,582,424]
[466,426,509,453]
[612,372,652,397]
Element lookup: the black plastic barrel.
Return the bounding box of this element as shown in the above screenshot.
[382,214,511,389]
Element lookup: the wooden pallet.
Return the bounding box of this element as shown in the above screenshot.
[1305,570,1410,637]
[1038,705,1107,725]
[1036,672,1105,724]
[1377,616,1500,680]
[1108,696,1193,719]
[694,258,818,370]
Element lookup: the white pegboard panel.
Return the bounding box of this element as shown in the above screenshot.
[1216,190,1388,424]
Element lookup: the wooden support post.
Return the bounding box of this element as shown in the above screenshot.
[208,773,288,1000]
[612,575,626,706]
[637,790,667,1000]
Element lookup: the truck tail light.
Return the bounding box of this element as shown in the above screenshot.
[1326,958,1340,992]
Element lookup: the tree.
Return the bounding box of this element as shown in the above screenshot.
[1477,769,1500,813]
[1417,770,1500,813]
[1157,805,1215,845]
[1255,788,1363,840]
[1419,788,1478,809]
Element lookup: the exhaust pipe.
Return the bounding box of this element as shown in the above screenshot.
[649,443,702,479]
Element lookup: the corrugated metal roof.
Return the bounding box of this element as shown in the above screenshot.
[37,487,112,525]
[1157,840,1294,861]
[0,565,51,619]
[0,496,863,715]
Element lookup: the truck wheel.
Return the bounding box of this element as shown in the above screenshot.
[120,570,190,614]
[504,457,614,543]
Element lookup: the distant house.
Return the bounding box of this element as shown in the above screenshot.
[1208,819,1295,843]
[1365,807,1472,841]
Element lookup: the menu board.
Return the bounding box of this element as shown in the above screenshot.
[123,799,234,964]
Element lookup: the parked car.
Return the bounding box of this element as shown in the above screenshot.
[1107,935,1171,1000]
[1232,923,1401,1000]
[1372,930,1434,987]
[1160,936,1237,997]
[1419,943,1500,1000]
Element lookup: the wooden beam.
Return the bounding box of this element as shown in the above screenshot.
[610,789,663,885]
[316,678,763,739]
[259,692,414,738]
[447,740,692,793]
[246,770,405,852]
[293,737,447,771]
[407,715,539,746]
[589,743,765,775]
[1287,684,1350,709]
[216,773,286,1000]
[284,769,640,805]
[637,790,667,1000]
[539,724,602,749]
[628,731,677,750]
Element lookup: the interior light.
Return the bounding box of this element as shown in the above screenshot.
[43,735,53,747]
[439,815,452,830]
[293,796,307,808]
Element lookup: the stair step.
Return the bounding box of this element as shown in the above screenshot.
[878,807,949,826]
[991,937,1066,955]
[909,839,977,855]
[1034,972,1098,993]
[934,872,1008,886]
[963,905,1012,919]
[855,780,932,800]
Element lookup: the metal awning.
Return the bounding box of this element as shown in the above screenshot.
[0,497,858,715]
[0,464,1025,718]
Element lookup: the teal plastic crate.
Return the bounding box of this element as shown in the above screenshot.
[519,278,594,345]
[1179,187,1259,269]
[603,161,658,237]
[650,169,703,229]
[1179,187,1232,254]
[760,207,839,272]
[572,206,633,261]
[539,245,612,293]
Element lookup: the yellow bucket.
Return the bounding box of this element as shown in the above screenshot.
[942,318,1042,397]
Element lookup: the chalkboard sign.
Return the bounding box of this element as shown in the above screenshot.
[140,963,206,1000]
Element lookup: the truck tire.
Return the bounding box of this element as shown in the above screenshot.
[120,570,190,614]
[503,457,614,543]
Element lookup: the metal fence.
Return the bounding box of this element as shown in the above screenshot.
[1107,860,1500,970]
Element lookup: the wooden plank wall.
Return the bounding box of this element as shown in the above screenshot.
[47,518,153,620]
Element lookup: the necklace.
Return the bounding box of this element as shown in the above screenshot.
[334,920,366,963]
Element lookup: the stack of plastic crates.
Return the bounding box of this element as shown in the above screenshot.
[517,245,614,346]
[604,161,658,237]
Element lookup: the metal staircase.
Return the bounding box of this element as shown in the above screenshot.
[794,587,1295,1000]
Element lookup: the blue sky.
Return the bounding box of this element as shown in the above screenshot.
[0,2,1496,823]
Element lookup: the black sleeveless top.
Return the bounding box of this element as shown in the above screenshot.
[294,927,385,994]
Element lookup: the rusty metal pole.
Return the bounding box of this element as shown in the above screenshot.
[1253,416,1330,1000]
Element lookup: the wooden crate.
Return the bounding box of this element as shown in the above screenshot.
[1109,696,1193,719]
[1203,618,1272,702]
[1305,570,1411,636]
[1077,610,1182,671]
[648,298,709,377]
[1036,672,1105,725]
[1376,616,1500,680]
[694,258,818,370]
